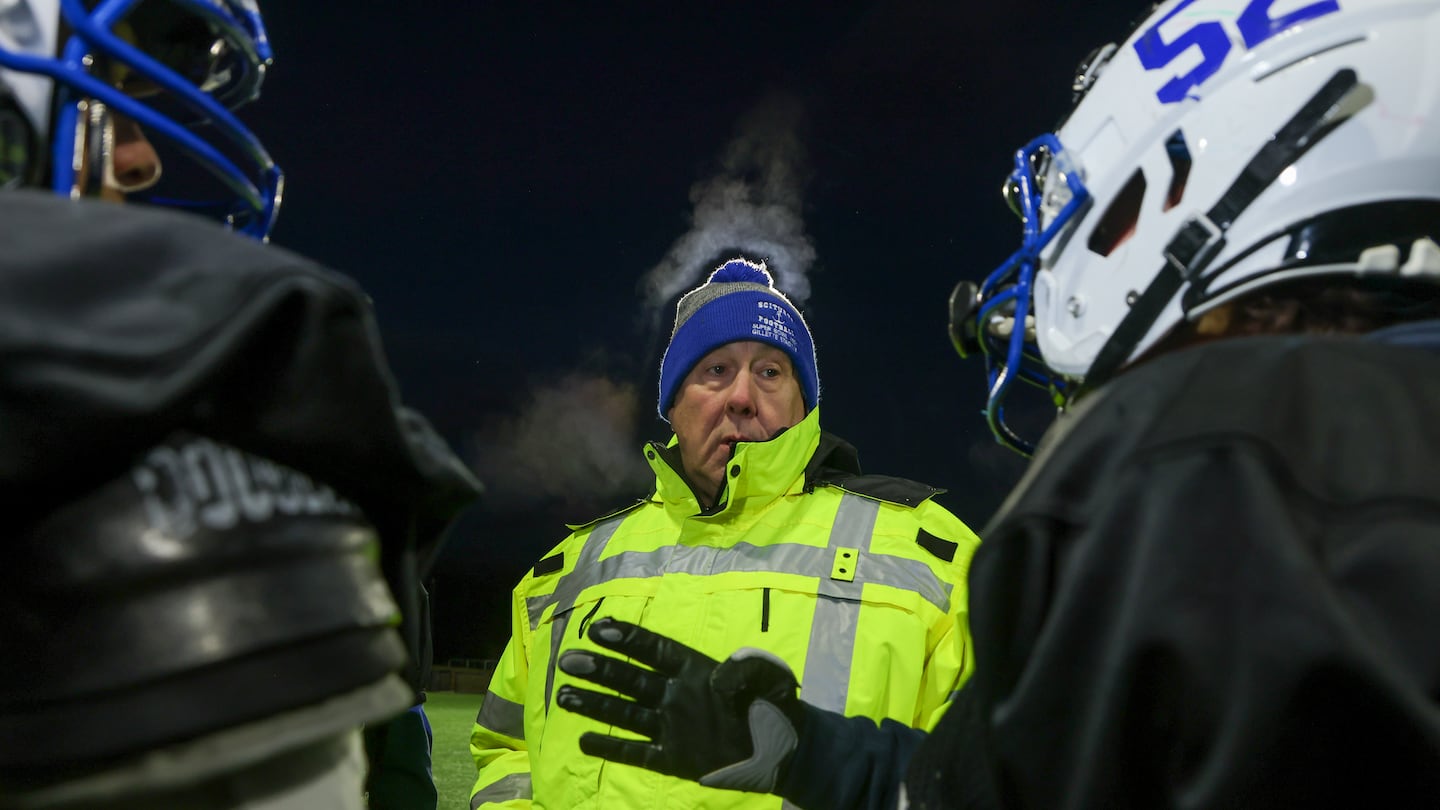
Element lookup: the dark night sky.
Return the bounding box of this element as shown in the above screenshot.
[238,2,1142,662]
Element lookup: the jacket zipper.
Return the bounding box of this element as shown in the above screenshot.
[761,587,771,632]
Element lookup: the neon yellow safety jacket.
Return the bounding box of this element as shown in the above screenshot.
[469,408,980,809]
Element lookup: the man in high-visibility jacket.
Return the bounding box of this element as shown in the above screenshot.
[469,256,980,809]
[553,3,1440,808]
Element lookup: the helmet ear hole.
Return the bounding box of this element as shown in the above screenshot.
[1163,130,1192,211]
[1088,169,1145,257]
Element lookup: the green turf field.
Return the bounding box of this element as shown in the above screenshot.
[426,691,484,809]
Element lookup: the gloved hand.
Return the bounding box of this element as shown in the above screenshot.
[555,617,804,793]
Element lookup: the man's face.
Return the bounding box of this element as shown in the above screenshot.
[667,340,807,505]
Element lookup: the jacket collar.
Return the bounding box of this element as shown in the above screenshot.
[648,407,825,515]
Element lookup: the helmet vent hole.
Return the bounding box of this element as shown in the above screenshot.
[1163,130,1192,212]
[1088,169,1145,257]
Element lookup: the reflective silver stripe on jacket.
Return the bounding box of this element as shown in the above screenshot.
[783,494,881,810]
[528,515,626,630]
[470,772,532,808]
[540,515,625,714]
[526,496,952,630]
[475,691,525,740]
[799,493,879,713]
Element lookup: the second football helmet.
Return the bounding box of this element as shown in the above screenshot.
[0,0,282,238]
[957,0,1440,453]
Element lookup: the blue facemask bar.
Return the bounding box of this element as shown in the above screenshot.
[972,133,1089,455]
[0,0,282,239]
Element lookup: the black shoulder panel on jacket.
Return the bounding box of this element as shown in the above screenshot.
[916,528,959,562]
[533,553,564,577]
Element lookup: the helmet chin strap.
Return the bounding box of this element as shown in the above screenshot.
[1079,67,1368,397]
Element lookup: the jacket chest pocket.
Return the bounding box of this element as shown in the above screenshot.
[747,582,935,717]
[534,590,655,712]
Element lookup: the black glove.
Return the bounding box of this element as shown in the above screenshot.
[555,617,804,793]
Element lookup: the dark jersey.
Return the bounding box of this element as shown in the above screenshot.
[907,325,1440,808]
[0,191,481,778]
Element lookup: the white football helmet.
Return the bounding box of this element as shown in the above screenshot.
[0,0,281,238]
[954,0,1440,453]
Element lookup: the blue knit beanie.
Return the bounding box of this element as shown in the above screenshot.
[658,258,820,420]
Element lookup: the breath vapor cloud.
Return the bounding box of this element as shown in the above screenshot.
[469,92,821,518]
[642,91,818,327]
[470,373,651,515]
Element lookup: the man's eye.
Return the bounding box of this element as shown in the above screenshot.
[707,364,727,375]
[760,367,780,378]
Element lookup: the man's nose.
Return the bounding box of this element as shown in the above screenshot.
[725,373,756,416]
[106,114,163,195]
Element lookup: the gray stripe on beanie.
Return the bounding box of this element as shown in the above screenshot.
[672,281,784,335]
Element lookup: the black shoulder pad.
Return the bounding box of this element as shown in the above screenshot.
[916,529,958,563]
[533,553,564,577]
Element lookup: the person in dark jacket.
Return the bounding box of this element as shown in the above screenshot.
[553,1,1440,808]
[0,2,481,808]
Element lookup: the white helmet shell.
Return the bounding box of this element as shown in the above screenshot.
[0,0,59,170]
[1033,0,1440,379]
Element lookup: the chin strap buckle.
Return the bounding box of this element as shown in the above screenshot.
[1164,212,1226,282]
